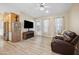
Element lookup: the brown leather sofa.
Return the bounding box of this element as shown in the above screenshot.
[51,31,79,55]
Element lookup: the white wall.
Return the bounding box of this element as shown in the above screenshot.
[48,17,55,37]
[63,12,70,31]
[69,4,79,35]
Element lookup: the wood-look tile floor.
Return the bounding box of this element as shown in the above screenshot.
[0,36,58,55]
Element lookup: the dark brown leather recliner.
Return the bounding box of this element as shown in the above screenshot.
[51,31,79,55]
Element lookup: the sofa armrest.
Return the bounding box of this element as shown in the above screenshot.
[51,39,75,55]
[71,36,79,45]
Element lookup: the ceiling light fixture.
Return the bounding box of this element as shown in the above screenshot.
[39,3,49,13]
[40,3,45,11]
[40,3,48,11]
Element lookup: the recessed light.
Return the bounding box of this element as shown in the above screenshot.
[45,10,49,13]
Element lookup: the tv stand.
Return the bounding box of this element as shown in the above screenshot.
[23,31,34,40]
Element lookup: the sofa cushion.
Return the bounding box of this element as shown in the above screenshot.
[54,36,64,40]
[63,31,77,42]
[69,32,77,39]
[64,31,77,38]
[63,34,71,42]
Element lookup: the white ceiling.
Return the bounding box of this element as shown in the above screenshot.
[0,3,72,17]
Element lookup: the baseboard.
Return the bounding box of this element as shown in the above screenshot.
[35,35,53,38]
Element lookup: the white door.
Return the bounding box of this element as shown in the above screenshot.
[35,20,43,36]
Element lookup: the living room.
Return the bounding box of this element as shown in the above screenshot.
[0,3,79,55]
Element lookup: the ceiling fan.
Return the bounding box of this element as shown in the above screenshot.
[39,3,49,13]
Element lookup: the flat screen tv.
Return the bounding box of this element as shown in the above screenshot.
[24,20,33,28]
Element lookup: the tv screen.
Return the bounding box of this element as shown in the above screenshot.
[24,20,33,28]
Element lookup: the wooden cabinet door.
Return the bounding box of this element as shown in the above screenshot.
[4,22,9,41]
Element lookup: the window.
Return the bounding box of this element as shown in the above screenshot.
[55,17,64,35]
[43,20,49,33]
[35,20,42,35]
